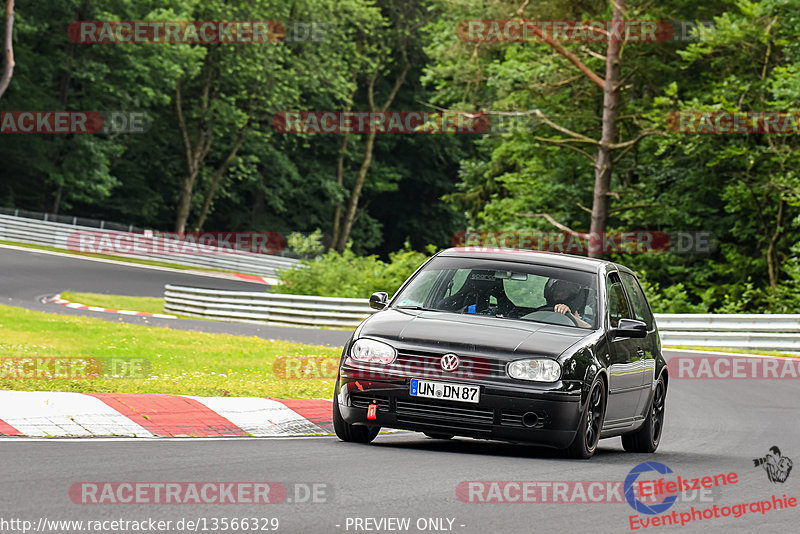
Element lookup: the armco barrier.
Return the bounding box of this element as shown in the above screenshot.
[164,285,373,328]
[163,285,800,349]
[655,314,800,351]
[0,213,298,278]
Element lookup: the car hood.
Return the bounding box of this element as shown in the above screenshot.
[358,309,591,359]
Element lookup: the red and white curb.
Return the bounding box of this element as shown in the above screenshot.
[47,294,177,319]
[0,391,334,438]
[231,273,276,285]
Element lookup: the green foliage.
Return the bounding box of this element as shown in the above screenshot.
[2,0,800,313]
[285,229,326,258]
[275,243,435,298]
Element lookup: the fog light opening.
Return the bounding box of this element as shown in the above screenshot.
[521,412,539,428]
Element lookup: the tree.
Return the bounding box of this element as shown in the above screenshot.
[0,0,13,100]
[424,0,679,256]
[331,0,435,252]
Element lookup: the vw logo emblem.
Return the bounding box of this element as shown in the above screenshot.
[441,353,460,372]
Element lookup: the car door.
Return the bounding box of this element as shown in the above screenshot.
[603,272,644,423]
[619,271,659,417]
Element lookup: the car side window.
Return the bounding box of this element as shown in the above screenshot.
[606,274,631,328]
[620,272,655,330]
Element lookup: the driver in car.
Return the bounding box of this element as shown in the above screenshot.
[550,280,592,328]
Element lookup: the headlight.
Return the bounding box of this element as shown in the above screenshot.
[507,359,561,382]
[350,338,397,364]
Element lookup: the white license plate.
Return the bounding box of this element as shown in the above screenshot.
[409,379,480,403]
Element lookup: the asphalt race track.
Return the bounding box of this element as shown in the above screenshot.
[0,246,351,346]
[1,364,798,533]
[1,245,799,532]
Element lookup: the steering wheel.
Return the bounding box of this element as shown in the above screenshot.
[532,305,581,326]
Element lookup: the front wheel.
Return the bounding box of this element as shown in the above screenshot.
[332,380,380,443]
[622,375,666,453]
[566,378,607,459]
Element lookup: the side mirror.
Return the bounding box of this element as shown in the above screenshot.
[369,291,389,311]
[612,318,648,339]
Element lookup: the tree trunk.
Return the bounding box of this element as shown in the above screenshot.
[194,120,249,231]
[767,198,783,288]
[50,46,73,217]
[0,0,14,100]
[174,65,212,234]
[331,133,350,247]
[334,48,410,252]
[588,0,625,258]
[335,128,377,251]
[331,68,358,247]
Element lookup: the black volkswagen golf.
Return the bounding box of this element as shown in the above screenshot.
[333,248,668,459]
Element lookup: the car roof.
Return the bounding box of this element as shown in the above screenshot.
[438,247,626,275]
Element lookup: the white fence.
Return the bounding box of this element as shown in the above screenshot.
[0,213,298,278]
[163,285,800,350]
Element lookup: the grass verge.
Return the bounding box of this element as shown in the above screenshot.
[0,304,339,398]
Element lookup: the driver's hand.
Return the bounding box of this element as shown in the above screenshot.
[554,304,571,315]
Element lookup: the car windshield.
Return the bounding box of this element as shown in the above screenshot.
[392,256,599,329]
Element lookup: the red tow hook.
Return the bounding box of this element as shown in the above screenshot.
[367,403,378,420]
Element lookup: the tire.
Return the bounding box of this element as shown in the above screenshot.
[622,375,666,453]
[332,380,380,444]
[423,432,454,440]
[566,378,607,459]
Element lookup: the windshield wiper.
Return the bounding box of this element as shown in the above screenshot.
[395,305,437,312]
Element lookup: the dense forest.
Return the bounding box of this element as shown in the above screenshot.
[1,0,799,312]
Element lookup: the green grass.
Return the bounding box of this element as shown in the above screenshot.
[664,345,799,358]
[0,305,340,398]
[61,291,166,315]
[0,240,235,274]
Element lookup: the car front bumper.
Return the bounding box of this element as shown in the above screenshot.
[337,374,583,449]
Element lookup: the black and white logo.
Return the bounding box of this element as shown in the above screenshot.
[753,446,793,483]
[440,354,460,372]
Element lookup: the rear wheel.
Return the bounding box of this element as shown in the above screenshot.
[423,432,454,440]
[622,375,666,453]
[566,379,606,459]
[332,380,380,443]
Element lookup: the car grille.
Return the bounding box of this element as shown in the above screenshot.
[349,393,390,411]
[395,399,494,432]
[384,349,506,379]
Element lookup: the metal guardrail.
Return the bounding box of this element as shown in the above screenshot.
[164,285,373,328]
[163,285,800,349]
[0,213,298,278]
[655,314,800,351]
